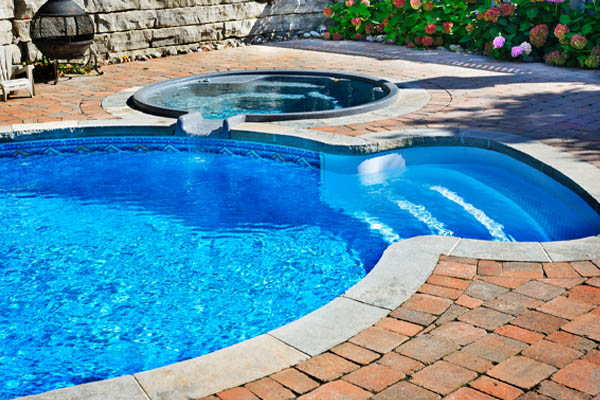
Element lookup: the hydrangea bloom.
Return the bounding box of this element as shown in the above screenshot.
[323,7,333,17]
[423,1,434,11]
[570,35,588,50]
[593,46,600,56]
[345,0,355,6]
[553,24,569,40]
[465,24,475,33]
[414,35,422,45]
[351,18,362,27]
[394,0,406,7]
[365,23,375,34]
[442,22,453,34]
[434,36,444,46]
[425,24,437,34]
[361,0,370,5]
[333,32,343,40]
[410,0,422,10]
[323,32,332,40]
[493,35,506,49]
[353,32,363,40]
[530,24,549,47]
[407,42,415,48]
[584,54,600,68]
[545,50,567,66]
[511,46,523,57]
[422,36,434,46]
[376,23,385,33]
[520,41,532,55]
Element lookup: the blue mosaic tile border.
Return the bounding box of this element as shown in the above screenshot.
[0,137,321,168]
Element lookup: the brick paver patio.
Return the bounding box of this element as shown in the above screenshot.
[201,256,600,400]
[1,40,599,167]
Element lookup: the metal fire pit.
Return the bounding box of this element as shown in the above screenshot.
[30,0,102,83]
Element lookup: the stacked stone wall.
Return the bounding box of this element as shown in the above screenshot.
[2,0,328,62]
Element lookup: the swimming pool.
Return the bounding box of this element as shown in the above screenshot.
[131,70,399,120]
[1,137,599,399]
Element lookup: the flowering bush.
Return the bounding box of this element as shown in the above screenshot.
[323,0,600,69]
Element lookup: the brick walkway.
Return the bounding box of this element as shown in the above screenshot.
[202,256,600,400]
[1,40,599,167]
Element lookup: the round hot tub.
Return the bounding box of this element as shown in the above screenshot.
[131,70,399,120]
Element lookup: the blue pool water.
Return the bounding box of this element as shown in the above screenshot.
[1,141,599,398]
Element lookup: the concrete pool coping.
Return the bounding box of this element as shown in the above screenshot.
[5,119,600,400]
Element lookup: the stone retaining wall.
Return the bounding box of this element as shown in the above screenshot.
[1,0,328,62]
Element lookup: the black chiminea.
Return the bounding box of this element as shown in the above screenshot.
[30,0,102,82]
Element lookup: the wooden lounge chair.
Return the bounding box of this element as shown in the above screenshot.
[0,45,35,102]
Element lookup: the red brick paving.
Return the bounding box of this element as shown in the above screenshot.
[200,257,600,400]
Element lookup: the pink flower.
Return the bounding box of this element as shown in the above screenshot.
[584,54,600,68]
[492,35,505,49]
[410,0,422,9]
[323,32,332,40]
[333,32,343,40]
[553,24,569,40]
[442,21,453,34]
[530,24,549,47]
[353,32,363,40]
[511,46,523,57]
[351,18,362,27]
[520,41,532,55]
[414,35,422,45]
[544,50,567,66]
[425,24,437,35]
[376,23,385,33]
[345,0,355,6]
[422,36,434,46]
[423,1,434,11]
[407,42,415,48]
[361,0,370,5]
[394,0,406,7]
[365,23,375,34]
[570,34,588,50]
[323,7,333,17]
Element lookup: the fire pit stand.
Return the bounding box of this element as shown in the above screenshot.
[30,0,103,84]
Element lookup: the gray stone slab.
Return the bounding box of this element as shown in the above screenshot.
[542,236,600,262]
[269,297,388,357]
[16,376,147,400]
[135,334,307,400]
[450,239,549,262]
[344,236,460,310]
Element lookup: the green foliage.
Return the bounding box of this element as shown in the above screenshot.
[322,0,600,69]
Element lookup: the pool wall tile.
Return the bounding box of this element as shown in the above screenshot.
[0,136,321,168]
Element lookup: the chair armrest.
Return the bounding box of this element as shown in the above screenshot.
[10,64,34,80]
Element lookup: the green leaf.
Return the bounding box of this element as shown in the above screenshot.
[526,7,538,20]
[519,21,531,31]
[582,23,593,35]
[559,14,571,25]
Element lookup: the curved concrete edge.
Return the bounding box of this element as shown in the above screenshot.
[344,236,461,310]
[17,376,148,400]
[134,335,308,400]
